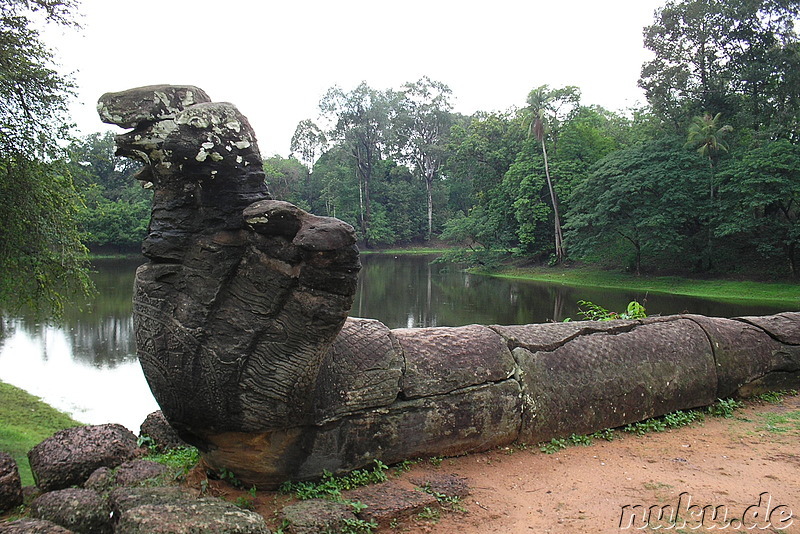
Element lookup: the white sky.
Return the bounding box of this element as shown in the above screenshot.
[44,0,666,157]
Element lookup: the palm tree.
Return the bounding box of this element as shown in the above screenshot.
[685,112,733,201]
[685,112,732,271]
[522,87,565,263]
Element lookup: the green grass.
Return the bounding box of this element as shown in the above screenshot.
[0,381,83,486]
[360,247,445,255]
[484,265,800,305]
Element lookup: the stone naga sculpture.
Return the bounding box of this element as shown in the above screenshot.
[99,85,800,489]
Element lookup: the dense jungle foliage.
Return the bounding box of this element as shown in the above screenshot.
[3,0,800,318]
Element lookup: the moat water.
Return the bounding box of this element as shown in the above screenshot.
[0,255,791,431]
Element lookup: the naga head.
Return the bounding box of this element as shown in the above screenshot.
[98,85,271,260]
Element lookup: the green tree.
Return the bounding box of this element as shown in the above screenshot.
[290,119,327,170]
[520,85,581,263]
[0,0,91,317]
[717,140,800,277]
[319,83,391,247]
[640,0,800,129]
[66,132,150,251]
[566,138,709,275]
[685,112,733,200]
[262,155,310,206]
[394,77,454,240]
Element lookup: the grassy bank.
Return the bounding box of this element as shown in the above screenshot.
[486,265,800,305]
[0,381,82,486]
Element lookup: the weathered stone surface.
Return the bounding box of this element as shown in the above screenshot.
[108,486,196,520]
[395,324,515,398]
[98,85,361,447]
[0,518,74,533]
[84,461,166,493]
[201,379,521,488]
[313,317,403,424]
[686,315,800,398]
[114,497,270,534]
[115,460,168,486]
[0,451,22,513]
[98,84,211,129]
[280,499,356,534]
[83,466,114,493]
[738,311,800,345]
[346,481,438,526]
[28,424,138,492]
[139,411,187,452]
[491,320,640,352]
[514,317,717,442]
[29,488,112,534]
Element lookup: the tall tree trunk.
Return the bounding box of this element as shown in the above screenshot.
[541,138,565,262]
[425,174,433,241]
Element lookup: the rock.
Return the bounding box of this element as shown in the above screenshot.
[345,480,439,527]
[0,518,74,533]
[507,317,717,442]
[114,497,270,533]
[394,324,515,398]
[108,486,196,520]
[84,460,167,493]
[279,499,356,534]
[139,411,187,452]
[29,488,112,534]
[0,451,22,512]
[28,424,138,492]
[83,467,114,493]
[114,460,168,486]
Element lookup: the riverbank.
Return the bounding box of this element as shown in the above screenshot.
[0,381,82,486]
[482,265,800,305]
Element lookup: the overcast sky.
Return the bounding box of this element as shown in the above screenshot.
[45,0,667,157]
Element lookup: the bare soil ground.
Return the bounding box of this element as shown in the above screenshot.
[210,395,800,534]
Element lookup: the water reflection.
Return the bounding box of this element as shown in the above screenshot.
[0,254,794,433]
[352,254,793,328]
[0,257,157,431]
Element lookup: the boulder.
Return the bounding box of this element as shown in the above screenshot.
[114,460,168,486]
[139,411,187,452]
[0,451,22,512]
[84,460,167,493]
[28,424,138,492]
[29,488,112,534]
[114,497,270,534]
[279,499,357,534]
[108,486,196,521]
[0,518,74,533]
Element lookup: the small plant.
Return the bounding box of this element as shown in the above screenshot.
[341,517,378,534]
[218,467,245,488]
[417,506,440,521]
[663,409,704,428]
[419,483,466,512]
[540,437,569,454]
[755,389,798,404]
[624,418,667,435]
[576,299,647,321]
[707,398,743,418]
[279,460,389,500]
[143,446,200,480]
[590,428,615,441]
[136,434,156,450]
[428,456,443,467]
[233,495,255,510]
[567,433,593,446]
